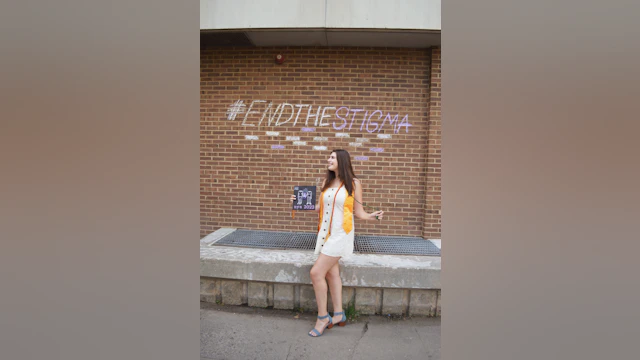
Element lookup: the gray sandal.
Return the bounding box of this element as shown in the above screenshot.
[328,311,347,328]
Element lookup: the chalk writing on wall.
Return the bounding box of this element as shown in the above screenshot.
[226,100,412,134]
[226,100,246,120]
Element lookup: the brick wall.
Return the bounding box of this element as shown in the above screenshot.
[201,47,441,238]
[424,48,441,238]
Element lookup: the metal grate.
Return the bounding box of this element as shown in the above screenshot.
[354,235,440,256]
[212,229,440,256]
[213,230,315,250]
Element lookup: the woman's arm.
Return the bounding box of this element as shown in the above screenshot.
[353,179,384,220]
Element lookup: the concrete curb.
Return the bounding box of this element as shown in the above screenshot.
[200,228,441,316]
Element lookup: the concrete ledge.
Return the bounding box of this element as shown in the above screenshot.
[201,230,440,289]
[200,228,441,316]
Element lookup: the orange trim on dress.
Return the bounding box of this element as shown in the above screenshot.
[317,182,344,236]
[317,182,356,237]
[326,182,344,238]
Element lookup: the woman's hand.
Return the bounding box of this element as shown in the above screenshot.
[371,210,384,221]
[290,194,296,203]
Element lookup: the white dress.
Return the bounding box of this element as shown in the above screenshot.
[313,186,355,259]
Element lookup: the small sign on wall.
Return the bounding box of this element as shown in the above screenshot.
[292,186,317,211]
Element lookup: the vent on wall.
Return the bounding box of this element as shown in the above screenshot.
[200,31,254,47]
[211,229,442,256]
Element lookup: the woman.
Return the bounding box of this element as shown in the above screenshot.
[292,149,384,337]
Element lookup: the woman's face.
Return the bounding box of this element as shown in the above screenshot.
[327,152,338,172]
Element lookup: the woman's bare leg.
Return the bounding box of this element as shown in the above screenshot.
[325,262,344,323]
[309,253,341,336]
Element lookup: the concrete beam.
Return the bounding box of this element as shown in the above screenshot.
[201,232,440,290]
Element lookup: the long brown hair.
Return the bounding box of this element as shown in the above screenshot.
[321,149,356,196]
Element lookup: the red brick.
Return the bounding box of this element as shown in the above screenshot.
[201,47,441,238]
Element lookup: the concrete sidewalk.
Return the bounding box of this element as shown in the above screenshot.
[201,302,440,360]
